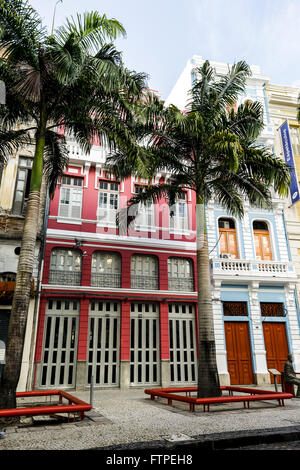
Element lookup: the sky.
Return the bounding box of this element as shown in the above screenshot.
[28,0,300,100]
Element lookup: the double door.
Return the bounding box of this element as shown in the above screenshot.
[130,303,160,386]
[225,322,254,384]
[263,322,289,383]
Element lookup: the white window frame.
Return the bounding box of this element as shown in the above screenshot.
[49,248,82,285]
[134,185,156,231]
[168,257,194,291]
[91,251,121,288]
[58,176,83,222]
[290,126,300,156]
[169,192,189,233]
[131,255,158,290]
[97,181,119,227]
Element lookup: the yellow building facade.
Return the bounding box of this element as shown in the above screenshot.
[267,83,300,302]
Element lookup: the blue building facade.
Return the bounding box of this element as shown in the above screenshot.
[167,56,300,386]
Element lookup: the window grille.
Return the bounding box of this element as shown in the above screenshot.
[131,255,158,290]
[49,248,82,285]
[168,258,194,291]
[223,301,248,316]
[260,302,285,317]
[91,251,121,288]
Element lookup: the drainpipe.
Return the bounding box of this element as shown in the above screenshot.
[26,184,50,391]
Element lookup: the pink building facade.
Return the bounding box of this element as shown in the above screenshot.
[33,155,200,390]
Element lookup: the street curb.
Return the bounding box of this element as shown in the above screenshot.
[90,425,300,451]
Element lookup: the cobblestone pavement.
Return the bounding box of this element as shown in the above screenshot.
[1,386,300,451]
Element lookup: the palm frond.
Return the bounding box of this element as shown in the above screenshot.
[0,128,32,163]
[54,11,126,54]
[43,130,69,198]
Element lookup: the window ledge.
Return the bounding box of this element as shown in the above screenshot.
[57,218,82,225]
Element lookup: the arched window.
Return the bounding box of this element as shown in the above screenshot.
[91,251,121,287]
[49,248,82,285]
[253,221,272,260]
[131,255,158,290]
[168,258,194,291]
[218,218,238,259]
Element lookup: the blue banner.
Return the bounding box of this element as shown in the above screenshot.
[279,120,300,204]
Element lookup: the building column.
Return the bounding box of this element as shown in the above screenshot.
[75,297,89,390]
[120,300,131,389]
[212,280,230,385]
[249,281,270,385]
[285,283,300,373]
[160,302,170,387]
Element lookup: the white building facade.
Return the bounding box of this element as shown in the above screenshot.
[166,56,300,385]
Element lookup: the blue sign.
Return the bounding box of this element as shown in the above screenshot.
[279,120,300,204]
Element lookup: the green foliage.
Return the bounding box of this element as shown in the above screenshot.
[107,59,291,220]
[0,0,148,195]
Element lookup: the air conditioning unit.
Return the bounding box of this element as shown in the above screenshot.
[219,220,231,229]
[220,253,232,259]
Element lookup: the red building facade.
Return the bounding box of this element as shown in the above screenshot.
[33,157,200,390]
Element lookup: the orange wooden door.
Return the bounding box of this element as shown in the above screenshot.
[219,229,238,258]
[224,322,254,385]
[254,230,272,260]
[263,322,289,384]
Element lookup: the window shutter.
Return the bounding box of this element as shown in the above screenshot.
[70,188,82,219]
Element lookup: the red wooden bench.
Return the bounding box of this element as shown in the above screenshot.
[144,386,294,412]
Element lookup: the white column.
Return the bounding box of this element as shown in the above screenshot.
[212,280,230,385]
[248,281,270,384]
[285,283,300,373]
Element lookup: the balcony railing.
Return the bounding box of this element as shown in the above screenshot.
[168,277,194,291]
[210,258,297,280]
[66,141,109,163]
[131,275,159,290]
[91,272,121,288]
[49,270,81,286]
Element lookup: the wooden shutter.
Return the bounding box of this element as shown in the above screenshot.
[219,229,238,258]
[254,230,272,260]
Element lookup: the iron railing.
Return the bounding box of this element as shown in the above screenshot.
[168,277,194,291]
[49,270,81,286]
[91,272,122,288]
[131,275,159,290]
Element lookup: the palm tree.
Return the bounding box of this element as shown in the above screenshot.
[0,0,148,408]
[107,60,291,398]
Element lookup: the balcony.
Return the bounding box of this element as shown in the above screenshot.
[168,277,194,292]
[66,141,108,164]
[210,258,297,283]
[91,272,121,288]
[131,275,159,290]
[49,270,81,286]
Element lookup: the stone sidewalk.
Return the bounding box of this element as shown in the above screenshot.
[0,385,300,451]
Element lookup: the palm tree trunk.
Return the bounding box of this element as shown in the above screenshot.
[196,195,221,398]
[0,123,45,409]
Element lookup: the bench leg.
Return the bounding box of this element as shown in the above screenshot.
[189,403,194,412]
[151,395,155,401]
[168,399,172,406]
